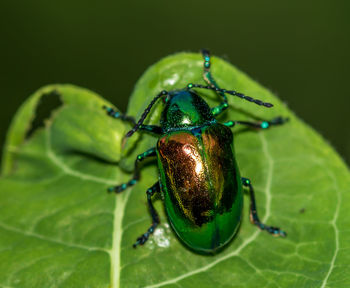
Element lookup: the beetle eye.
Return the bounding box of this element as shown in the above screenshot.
[163,94,171,103]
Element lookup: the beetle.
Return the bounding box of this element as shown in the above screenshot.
[103,49,287,253]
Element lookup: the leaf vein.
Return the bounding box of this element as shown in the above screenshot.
[0,221,109,253]
[320,169,341,288]
[46,127,117,185]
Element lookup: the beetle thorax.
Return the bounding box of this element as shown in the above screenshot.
[160,90,214,131]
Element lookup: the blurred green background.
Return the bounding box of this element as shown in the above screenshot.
[0,1,349,164]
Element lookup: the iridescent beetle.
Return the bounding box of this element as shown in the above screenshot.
[103,50,287,253]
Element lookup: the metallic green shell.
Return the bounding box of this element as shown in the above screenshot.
[160,90,214,132]
[157,123,243,253]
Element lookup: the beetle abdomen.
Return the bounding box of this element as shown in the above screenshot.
[157,123,243,253]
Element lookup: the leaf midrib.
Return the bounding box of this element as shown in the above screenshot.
[111,190,130,288]
[6,112,342,288]
[45,124,126,287]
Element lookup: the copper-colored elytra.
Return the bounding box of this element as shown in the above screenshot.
[157,124,239,227]
[158,131,210,225]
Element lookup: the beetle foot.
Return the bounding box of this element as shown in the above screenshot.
[103,105,119,118]
[260,116,289,129]
[107,184,126,194]
[266,225,287,237]
[133,232,150,248]
[254,221,287,237]
[268,116,289,126]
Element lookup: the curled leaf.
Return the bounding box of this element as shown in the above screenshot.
[0,54,349,288]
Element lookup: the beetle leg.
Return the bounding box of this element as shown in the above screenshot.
[223,117,289,129]
[107,147,156,193]
[125,90,168,138]
[242,177,287,237]
[133,181,160,248]
[138,125,162,134]
[200,49,229,117]
[103,106,162,134]
[103,106,136,125]
[199,49,274,111]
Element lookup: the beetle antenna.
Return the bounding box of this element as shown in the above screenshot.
[187,83,273,108]
[125,90,168,138]
[201,49,228,102]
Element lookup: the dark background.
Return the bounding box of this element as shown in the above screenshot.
[0,1,349,164]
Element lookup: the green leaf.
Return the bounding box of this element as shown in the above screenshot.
[1,54,349,288]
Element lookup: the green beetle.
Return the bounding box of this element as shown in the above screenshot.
[104,49,287,253]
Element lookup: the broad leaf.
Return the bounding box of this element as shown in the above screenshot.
[1,53,349,288]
